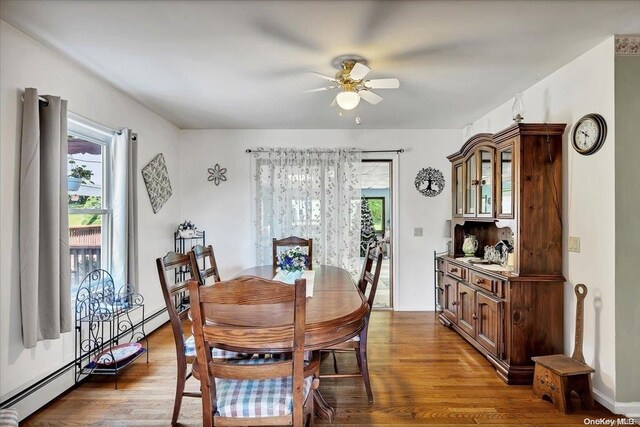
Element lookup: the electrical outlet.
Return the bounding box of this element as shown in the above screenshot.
[414,227,423,237]
[568,236,580,253]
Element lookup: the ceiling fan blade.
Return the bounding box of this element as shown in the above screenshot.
[349,62,371,80]
[330,96,337,107]
[364,78,400,89]
[359,90,383,105]
[309,71,337,82]
[305,86,338,93]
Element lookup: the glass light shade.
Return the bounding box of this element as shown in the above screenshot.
[463,122,474,140]
[512,93,524,123]
[336,91,360,110]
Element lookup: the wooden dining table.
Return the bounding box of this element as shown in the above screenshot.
[201,264,369,422]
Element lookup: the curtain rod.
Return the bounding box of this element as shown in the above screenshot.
[20,95,51,106]
[245,149,404,154]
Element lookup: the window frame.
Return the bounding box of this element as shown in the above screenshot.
[67,113,115,284]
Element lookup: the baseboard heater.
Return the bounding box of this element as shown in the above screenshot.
[0,307,167,410]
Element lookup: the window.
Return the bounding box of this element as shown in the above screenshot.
[67,115,115,301]
[364,197,385,233]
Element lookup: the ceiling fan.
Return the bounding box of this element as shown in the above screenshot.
[307,59,400,111]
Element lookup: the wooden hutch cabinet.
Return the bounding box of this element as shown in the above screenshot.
[437,123,566,384]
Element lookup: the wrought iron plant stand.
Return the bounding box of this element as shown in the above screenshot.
[75,269,149,389]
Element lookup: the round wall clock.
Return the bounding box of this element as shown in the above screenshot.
[572,114,607,155]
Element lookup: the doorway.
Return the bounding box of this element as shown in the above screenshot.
[361,160,393,308]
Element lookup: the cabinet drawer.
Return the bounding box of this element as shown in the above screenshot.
[446,262,467,280]
[469,271,505,296]
[469,271,494,292]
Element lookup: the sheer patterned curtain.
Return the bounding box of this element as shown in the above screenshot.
[252,148,362,276]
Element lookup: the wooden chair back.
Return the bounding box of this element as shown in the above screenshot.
[272,236,313,270]
[189,244,221,285]
[188,276,314,426]
[156,252,194,360]
[358,242,384,316]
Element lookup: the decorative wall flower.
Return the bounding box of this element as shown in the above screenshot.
[207,163,227,186]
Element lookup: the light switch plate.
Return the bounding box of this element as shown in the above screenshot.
[568,236,580,253]
[414,227,423,237]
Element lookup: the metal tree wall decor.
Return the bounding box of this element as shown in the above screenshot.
[207,163,227,186]
[415,167,445,197]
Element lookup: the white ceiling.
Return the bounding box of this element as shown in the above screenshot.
[2,1,639,129]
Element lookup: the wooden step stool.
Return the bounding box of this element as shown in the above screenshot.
[532,354,595,413]
[532,284,595,413]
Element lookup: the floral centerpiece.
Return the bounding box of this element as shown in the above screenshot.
[177,220,198,238]
[276,247,308,284]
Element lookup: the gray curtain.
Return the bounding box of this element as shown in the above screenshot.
[112,129,138,288]
[20,88,71,349]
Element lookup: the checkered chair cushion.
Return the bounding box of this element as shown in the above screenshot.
[184,335,242,359]
[214,358,313,418]
[0,408,18,427]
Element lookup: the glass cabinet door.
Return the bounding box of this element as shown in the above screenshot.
[478,149,493,216]
[464,153,476,215]
[454,164,463,216]
[498,148,513,217]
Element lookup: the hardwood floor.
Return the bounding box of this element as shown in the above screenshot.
[23,312,620,426]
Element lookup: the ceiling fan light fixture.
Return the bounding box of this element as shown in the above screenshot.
[336,90,360,110]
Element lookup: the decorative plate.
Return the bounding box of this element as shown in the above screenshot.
[93,342,142,367]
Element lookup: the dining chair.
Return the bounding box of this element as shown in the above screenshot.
[273,236,313,270]
[188,276,320,427]
[156,252,243,426]
[189,244,222,285]
[320,242,383,403]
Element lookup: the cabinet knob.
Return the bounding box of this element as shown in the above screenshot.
[472,314,478,320]
[476,278,484,285]
[450,267,458,272]
[451,301,457,306]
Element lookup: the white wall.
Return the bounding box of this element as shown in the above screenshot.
[180,129,460,311]
[614,53,640,408]
[0,21,180,417]
[470,38,617,404]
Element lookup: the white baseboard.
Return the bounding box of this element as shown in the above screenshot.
[393,305,432,312]
[593,388,640,418]
[8,311,169,422]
